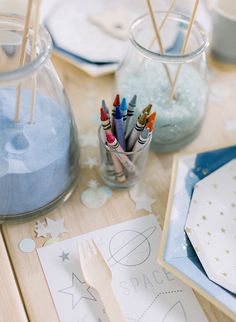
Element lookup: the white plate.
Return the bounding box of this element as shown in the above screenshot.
[185,159,236,293]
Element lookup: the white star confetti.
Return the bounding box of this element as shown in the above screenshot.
[80,132,98,147]
[129,182,156,212]
[135,195,156,212]
[87,179,99,189]
[35,220,48,238]
[46,217,68,238]
[84,157,98,169]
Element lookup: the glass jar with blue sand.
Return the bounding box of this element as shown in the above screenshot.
[0,14,79,221]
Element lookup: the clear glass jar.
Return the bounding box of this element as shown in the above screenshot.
[98,126,152,189]
[115,12,209,153]
[0,14,80,221]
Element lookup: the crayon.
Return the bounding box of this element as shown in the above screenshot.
[100,108,111,132]
[142,104,152,116]
[112,94,120,133]
[146,120,155,133]
[102,99,110,118]
[127,112,148,151]
[114,106,126,150]
[100,108,121,180]
[120,98,128,129]
[106,132,136,174]
[125,95,137,137]
[147,111,156,123]
[131,128,150,162]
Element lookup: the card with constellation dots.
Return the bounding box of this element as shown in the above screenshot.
[37,215,208,322]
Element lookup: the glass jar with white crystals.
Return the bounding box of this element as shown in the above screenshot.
[115,12,209,153]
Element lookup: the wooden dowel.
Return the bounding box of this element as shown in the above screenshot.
[146,0,173,87]
[14,0,33,123]
[143,0,176,60]
[30,0,41,123]
[169,0,200,102]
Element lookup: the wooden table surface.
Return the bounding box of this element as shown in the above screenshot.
[2,55,236,322]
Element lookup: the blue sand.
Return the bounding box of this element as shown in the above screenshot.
[0,88,75,216]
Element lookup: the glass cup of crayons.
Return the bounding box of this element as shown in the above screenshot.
[98,94,155,188]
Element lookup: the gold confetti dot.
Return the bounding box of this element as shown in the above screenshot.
[214,257,219,261]
[202,216,207,220]
[222,272,228,277]
[231,203,236,208]
[207,232,212,236]
[185,227,192,234]
[221,228,226,233]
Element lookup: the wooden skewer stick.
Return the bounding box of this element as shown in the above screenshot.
[141,0,176,65]
[146,0,172,87]
[149,0,176,50]
[29,0,41,123]
[14,0,33,123]
[169,0,200,102]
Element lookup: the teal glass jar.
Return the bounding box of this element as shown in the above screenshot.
[115,12,209,153]
[0,14,79,221]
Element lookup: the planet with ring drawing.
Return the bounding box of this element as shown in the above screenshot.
[108,226,156,267]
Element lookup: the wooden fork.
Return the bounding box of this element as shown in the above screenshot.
[78,239,126,322]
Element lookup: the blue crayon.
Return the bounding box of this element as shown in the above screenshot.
[120,98,128,130]
[114,106,126,150]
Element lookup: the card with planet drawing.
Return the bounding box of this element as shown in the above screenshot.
[37,215,207,322]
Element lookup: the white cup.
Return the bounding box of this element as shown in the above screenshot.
[211,0,236,63]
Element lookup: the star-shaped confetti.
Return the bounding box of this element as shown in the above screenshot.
[84,157,98,169]
[59,251,70,262]
[80,132,98,147]
[135,195,156,212]
[35,220,48,238]
[46,217,68,238]
[59,273,96,309]
[87,179,99,189]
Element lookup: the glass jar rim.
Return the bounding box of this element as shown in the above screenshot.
[98,125,152,156]
[0,13,52,82]
[129,11,209,64]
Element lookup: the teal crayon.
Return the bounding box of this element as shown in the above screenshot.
[120,98,128,129]
[125,95,137,137]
